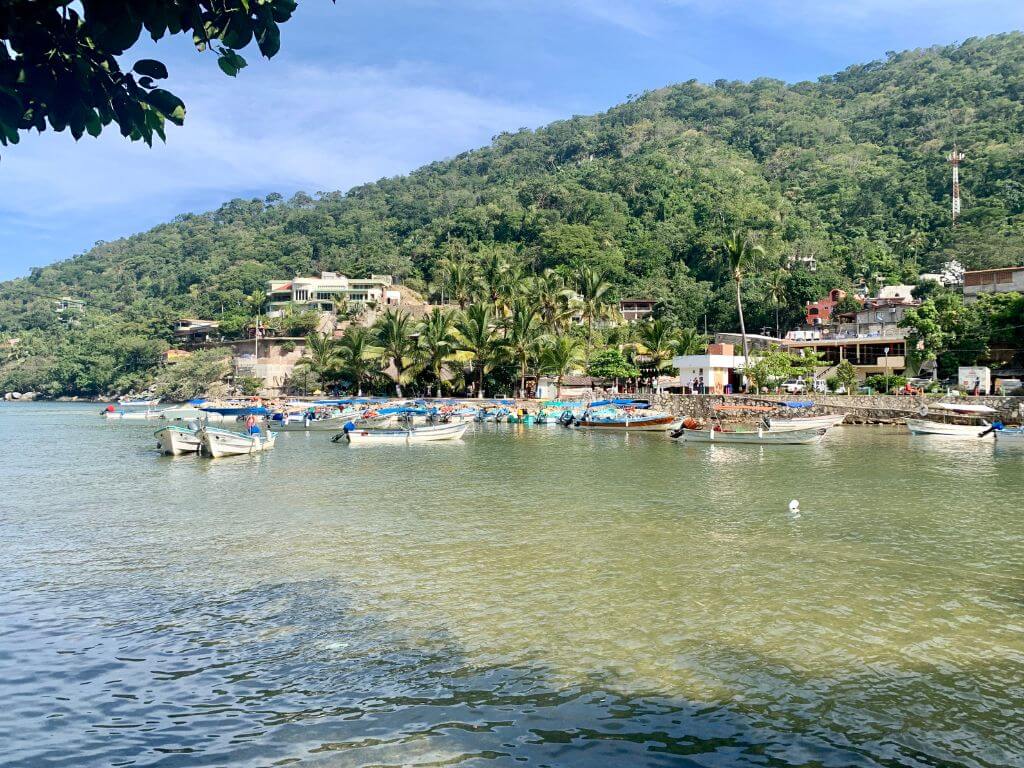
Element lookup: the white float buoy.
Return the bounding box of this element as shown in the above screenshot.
[788,499,800,512]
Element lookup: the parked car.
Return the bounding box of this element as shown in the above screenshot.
[782,378,808,394]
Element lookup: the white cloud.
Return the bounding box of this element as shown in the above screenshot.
[0,60,555,223]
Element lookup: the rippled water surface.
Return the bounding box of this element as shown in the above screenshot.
[2,403,1023,767]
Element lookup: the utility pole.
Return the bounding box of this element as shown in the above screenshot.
[948,145,965,225]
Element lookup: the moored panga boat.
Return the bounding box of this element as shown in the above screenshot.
[154,425,202,455]
[339,419,469,445]
[571,405,680,431]
[767,414,847,431]
[672,424,827,445]
[199,426,276,457]
[905,403,995,438]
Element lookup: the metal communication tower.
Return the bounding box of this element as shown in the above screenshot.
[948,144,965,224]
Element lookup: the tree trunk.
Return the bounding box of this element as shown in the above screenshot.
[556,375,563,400]
[520,355,527,400]
[735,278,749,390]
[477,366,485,399]
[775,304,780,338]
[394,362,403,398]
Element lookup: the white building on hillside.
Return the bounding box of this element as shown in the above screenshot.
[266,272,401,313]
[876,284,917,303]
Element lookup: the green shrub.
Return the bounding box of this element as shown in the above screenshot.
[237,376,264,396]
[153,349,231,401]
[863,374,906,393]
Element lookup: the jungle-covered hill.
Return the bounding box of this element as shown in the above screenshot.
[2,32,1024,394]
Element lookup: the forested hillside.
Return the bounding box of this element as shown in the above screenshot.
[3,33,1024,395]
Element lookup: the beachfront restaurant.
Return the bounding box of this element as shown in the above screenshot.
[782,334,908,378]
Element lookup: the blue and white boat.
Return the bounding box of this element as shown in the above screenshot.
[197,399,271,417]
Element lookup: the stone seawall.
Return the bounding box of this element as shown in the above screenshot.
[645,393,1024,425]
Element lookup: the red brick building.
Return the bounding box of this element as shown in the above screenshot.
[805,289,848,326]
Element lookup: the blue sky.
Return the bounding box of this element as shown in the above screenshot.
[2,0,1023,280]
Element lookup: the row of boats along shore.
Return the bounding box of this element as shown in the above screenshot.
[100,394,1024,458]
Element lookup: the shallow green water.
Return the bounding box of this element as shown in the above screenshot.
[2,403,1022,767]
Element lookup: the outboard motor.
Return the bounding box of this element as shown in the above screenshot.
[558,410,575,427]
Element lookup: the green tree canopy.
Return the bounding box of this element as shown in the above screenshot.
[587,349,639,381]
[0,0,303,151]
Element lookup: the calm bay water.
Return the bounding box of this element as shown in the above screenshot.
[1,403,1022,768]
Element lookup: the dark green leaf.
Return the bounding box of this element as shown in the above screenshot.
[133,59,169,80]
[143,89,186,125]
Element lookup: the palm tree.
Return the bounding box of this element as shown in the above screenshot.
[294,332,338,392]
[480,246,509,306]
[766,270,787,338]
[539,335,584,400]
[530,269,575,334]
[416,307,458,396]
[576,265,615,354]
[374,308,417,397]
[441,259,477,309]
[455,302,500,399]
[335,326,379,396]
[636,319,678,392]
[676,327,708,356]
[506,300,543,398]
[493,260,525,319]
[722,229,765,369]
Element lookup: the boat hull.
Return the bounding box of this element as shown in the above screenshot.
[345,421,469,445]
[200,428,276,457]
[574,415,681,431]
[155,426,201,455]
[674,427,826,445]
[768,414,846,431]
[104,410,159,420]
[905,419,992,438]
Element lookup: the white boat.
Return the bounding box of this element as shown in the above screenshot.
[341,420,469,445]
[200,426,277,457]
[673,426,827,445]
[767,414,846,431]
[103,408,160,420]
[906,403,995,438]
[905,419,993,437]
[154,425,202,455]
